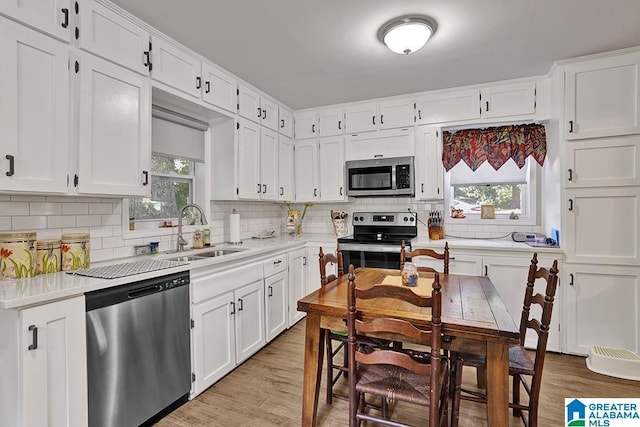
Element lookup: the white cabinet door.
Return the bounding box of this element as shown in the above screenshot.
[415,89,480,125]
[278,135,294,201]
[259,127,278,200]
[565,52,640,139]
[0,0,71,42]
[318,136,346,201]
[294,139,319,202]
[260,97,278,131]
[318,108,344,137]
[345,103,377,133]
[484,255,561,353]
[236,119,261,200]
[151,36,201,99]
[294,111,317,139]
[0,19,69,193]
[305,245,323,295]
[565,187,640,265]
[565,263,640,355]
[77,52,151,196]
[288,248,308,326]
[345,127,415,161]
[192,291,236,395]
[480,82,536,119]
[278,108,293,138]
[234,280,265,363]
[201,63,237,113]
[379,98,414,130]
[78,0,150,75]
[21,296,87,427]
[238,84,261,124]
[566,134,640,188]
[265,271,288,342]
[415,126,443,200]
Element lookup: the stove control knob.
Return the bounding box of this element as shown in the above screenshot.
[403,216,408,222]
[410,217,415,222]
[359,216,364,222]
[354,217,358,222]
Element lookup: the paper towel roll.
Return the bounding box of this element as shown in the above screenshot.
[229,213,240,243]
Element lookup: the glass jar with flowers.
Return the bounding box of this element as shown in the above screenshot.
[284,202,313,237]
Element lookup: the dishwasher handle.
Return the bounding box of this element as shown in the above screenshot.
[128,284,163,299]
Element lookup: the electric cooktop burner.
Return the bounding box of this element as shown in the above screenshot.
[338,211,418,245]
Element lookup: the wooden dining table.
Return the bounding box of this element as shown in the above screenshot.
[297,267,520,426]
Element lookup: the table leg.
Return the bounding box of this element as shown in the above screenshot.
[301,313,325,427]
[485,342,509,426]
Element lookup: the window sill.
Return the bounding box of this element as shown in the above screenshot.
[446,216,537,226]
[123,224,199,240]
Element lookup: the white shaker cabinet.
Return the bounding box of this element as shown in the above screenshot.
[77,52,151,196]
[415,89,480,125]
[294,139,319,202]
[479,82,536,119]
[201,63,237,113]
[151,36,201,99]
[344,99,414,133]
[344,103,377,133]
[78,0,151,75]
[234,280,266,363]
[565,52,640,140]
[294,111,317,139]
[263,254,288,342]
[0,18,70,193]
[564,263,640,355]
[318,108,344,137]
[288,247,308,326]
[236,119,261,199]
[318,136,346,202]
[238,85,278,130]
[259,127,278,200]
[0,296,88,427]
[278,108,293,138]
[414,126,443,200]
[277,135,294,201]
[0,0,72,42]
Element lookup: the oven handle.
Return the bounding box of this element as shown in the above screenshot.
[340,243,406,253]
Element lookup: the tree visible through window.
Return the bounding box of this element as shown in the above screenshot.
[129,155,194,221]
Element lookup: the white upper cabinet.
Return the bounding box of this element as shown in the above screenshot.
[278,108,293,138]
[0,17,70,193]
[565,52,640,140]
[236,119,261,199]
[0,0,72,42]
[294,111,317,139]
[415,89,480,125]
[238,85,278,130]
[480,82,536,119]
[378,98,415,130]
[345,128,415,161]
[294,139,319,202]
[345,103,377,133]
[317,108,344,137]
[259,127,278,200]
[278,135,294,200]
[78,0,150,76]
[150,36,201,99]
[201,63,237,113]
[318,136,346,201]
[77,52,151,196]
[414,126,443,200]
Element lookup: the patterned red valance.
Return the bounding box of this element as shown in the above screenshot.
[442,124,547,171]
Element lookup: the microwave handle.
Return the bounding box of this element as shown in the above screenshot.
[374,154,383,158]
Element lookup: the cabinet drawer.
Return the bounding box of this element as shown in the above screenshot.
[192,263,263,303]
[263,254,287,277]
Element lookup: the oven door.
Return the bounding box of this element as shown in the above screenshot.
[340,243,405,274]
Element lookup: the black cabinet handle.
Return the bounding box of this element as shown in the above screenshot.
[28,325,38,350]
[486,101,489,112]
[196,76,201,89]
[568,169,573,181]
[484,265,488,276]
[303,256,307,266]
[281,119,284,128]
[569,120,574,133]
[238,298,243,311]
[418,110,422,120]
[230,301,235,315]
[273,259,282,265]
[257,183,261,194]
[61,8,69,28]
[421,183,424,193]
[258,107,262,118]
[314,188,317,197]
[262,184,267,194]
[380,114,384,124]
[143,51,150,68]
[339,186,343,196]
[268,286,273,297]
[142,170,149,186]
[205,81,210,93]
[372,116,376,125]
[338,120,342,130]
[6,155,15,177]
[311,124,315,133]
[569,273,574,286]
[568,199,573,211]
[279,186,284,196]
[262,109,267,120]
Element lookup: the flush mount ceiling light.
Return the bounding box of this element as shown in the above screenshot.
[378,15,437,55]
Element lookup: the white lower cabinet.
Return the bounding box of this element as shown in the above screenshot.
[0,296,87,427]
[264,254,288,342]
[564,263,640,355]
[288,247,308,326]
[191,263,265,396]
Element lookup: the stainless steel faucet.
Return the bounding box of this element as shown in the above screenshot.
[176,204,208,252]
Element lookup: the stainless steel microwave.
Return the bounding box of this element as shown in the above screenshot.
[345,156,414,197]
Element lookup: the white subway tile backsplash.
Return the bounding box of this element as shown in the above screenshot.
[47,215,77,229]
[0,202,30,216]
[62,203,89,215]
[46,196,73,202]
[77,215,102,227]
[89,203,113,215]
[30,202,62,215]
[91,248,114,263]
[11,195,46,202]
[0,195,10,201]
[89,225,115,238]
[101,214,121,226]
[0,217,11,230]
[13,215,47,230]
[102,236,125,248]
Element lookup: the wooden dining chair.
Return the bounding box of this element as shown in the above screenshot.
[318,244,348,404]
[347,265,450,427]
[450,253,559,427]
[400,240,450,274]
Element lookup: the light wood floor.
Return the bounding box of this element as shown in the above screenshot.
[155,320,639,426]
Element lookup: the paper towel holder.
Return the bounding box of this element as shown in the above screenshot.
[228,209,243,245]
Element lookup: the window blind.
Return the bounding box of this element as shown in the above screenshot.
[152,107,207,162]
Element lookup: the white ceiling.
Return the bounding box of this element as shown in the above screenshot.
[110,0,640,110]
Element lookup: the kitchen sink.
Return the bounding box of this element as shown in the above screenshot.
[165,255,207,262]
[192,248,245,257]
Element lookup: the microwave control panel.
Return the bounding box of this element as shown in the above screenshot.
[396,164,411,189]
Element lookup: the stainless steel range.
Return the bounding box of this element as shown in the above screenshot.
[338,211,417,273]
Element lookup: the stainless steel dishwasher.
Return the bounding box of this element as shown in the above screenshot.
[85,270,191,427]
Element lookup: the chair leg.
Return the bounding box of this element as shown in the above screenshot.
[475,366,487,389]
[450,357,463,427]
[325,334,333,405]
[512,374,521,418]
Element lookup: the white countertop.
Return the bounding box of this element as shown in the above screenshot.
[412,237,564,255]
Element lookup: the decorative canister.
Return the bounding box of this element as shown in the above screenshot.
[36,239,61,275]
[61,233,90,271]
[192,229,204,249]
[0,232,37,279]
